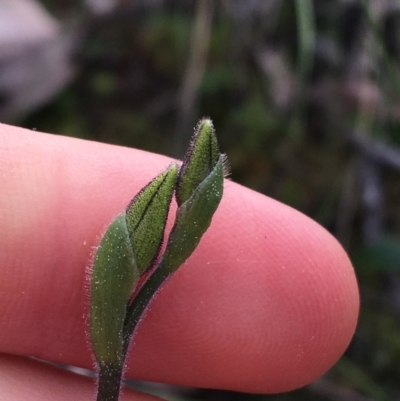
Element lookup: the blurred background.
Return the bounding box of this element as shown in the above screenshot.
[2,0,400,400]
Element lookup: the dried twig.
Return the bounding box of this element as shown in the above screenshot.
[174,0,214,157]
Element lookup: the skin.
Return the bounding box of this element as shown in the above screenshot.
[0,123,359,400]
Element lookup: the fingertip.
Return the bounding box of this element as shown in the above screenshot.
[129,183,359,392]
[216,184,359,391]
[0,125,359,394]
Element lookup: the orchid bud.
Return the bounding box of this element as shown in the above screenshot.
[125,163,178,273]
[90,164,177,367]
[89,119,227,401]
[176,117,220,206]
[161,118,225,272]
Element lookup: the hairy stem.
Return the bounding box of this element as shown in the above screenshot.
[95,262,172,401]
[96,362,124,401]
[122,263,171,357]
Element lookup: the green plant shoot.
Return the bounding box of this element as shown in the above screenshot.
[89,118,227,401]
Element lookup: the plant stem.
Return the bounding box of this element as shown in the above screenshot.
[122,262,171,357]
[96,362,123,401]
[95,263,172,401]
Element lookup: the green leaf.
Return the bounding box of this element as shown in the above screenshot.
[162,156,224,272]
[176,118,219,206]
[125,163,178,274]
[90,213,138,365]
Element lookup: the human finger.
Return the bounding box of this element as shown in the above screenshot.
[0,124,359,393]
